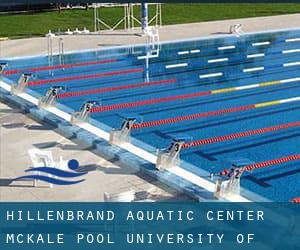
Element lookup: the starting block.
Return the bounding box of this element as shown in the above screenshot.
[11,73,32,95]
[214,158,254,199]
[71,101,99,124]
[156,135,192,170]
[214,179,240,199]
[0,62,7,74]
[38,86,65,108]
[214,171,242,199]
[109,114,143,145]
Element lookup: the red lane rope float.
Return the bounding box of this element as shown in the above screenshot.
[242,154,300,172]
[131,105,255,129]
[3,59,118,75]
[291,197,300,203]
[27,68,143,86]
[57,78,177,99]
[182,121,300,148]
[219,154,300,176]
[90,90,213,113]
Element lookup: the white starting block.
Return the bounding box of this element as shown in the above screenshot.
[109,113,143,145]
[38,86,64,108]
[214,174,241,199]
[71,101,99,124]
[214,158,253,199]
[11,73,32,95]
[156,139,185,170]
[109,115,141,145]
[156,135,192,170]
[229,24,243,35]
[0,62,7,74]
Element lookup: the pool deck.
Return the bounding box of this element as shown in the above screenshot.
[0,101,191,201]
[0,14,299,202]
[1,14,299,58]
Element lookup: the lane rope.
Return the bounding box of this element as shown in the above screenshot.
[291,197,300,203]
[241,154,300,172]
[182,121,300,148]
[133,105,254,129]
[57,78,177,98]
[3,59,118,75]
[28,68,143,86]
[131,96,300,129]
[219,154,300,180]
[90,77,300,113]
[91,90,212,112]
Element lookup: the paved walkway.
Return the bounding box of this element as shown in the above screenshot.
[0,102,190,201]
[0,14,299,58]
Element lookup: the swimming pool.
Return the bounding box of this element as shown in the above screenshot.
[1,28,300,202]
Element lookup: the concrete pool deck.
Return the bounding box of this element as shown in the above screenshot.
[0,13,299,58]
[0,101,191,201]
[0,14,299,201]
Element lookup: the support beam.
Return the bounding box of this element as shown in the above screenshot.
[141,3,148,32]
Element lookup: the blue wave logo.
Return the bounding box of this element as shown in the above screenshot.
[13,159,86,185]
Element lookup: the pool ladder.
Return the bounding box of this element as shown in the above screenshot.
[47,36,53,75]
[47,36,65,75]
[58,38,65,69]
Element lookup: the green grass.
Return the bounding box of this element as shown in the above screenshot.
[0,4,300,39]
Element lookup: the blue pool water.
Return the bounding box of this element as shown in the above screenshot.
[2,28,300,201]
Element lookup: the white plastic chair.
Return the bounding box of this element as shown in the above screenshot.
[73,28,82,34]
[82,27,90,34]
[104,190,135,202]
[45,30,55,38]
[65,29,73,35]
[229,24,243,35]
[28,148,56,188]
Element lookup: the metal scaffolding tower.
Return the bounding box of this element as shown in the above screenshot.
[93,3,162,32]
